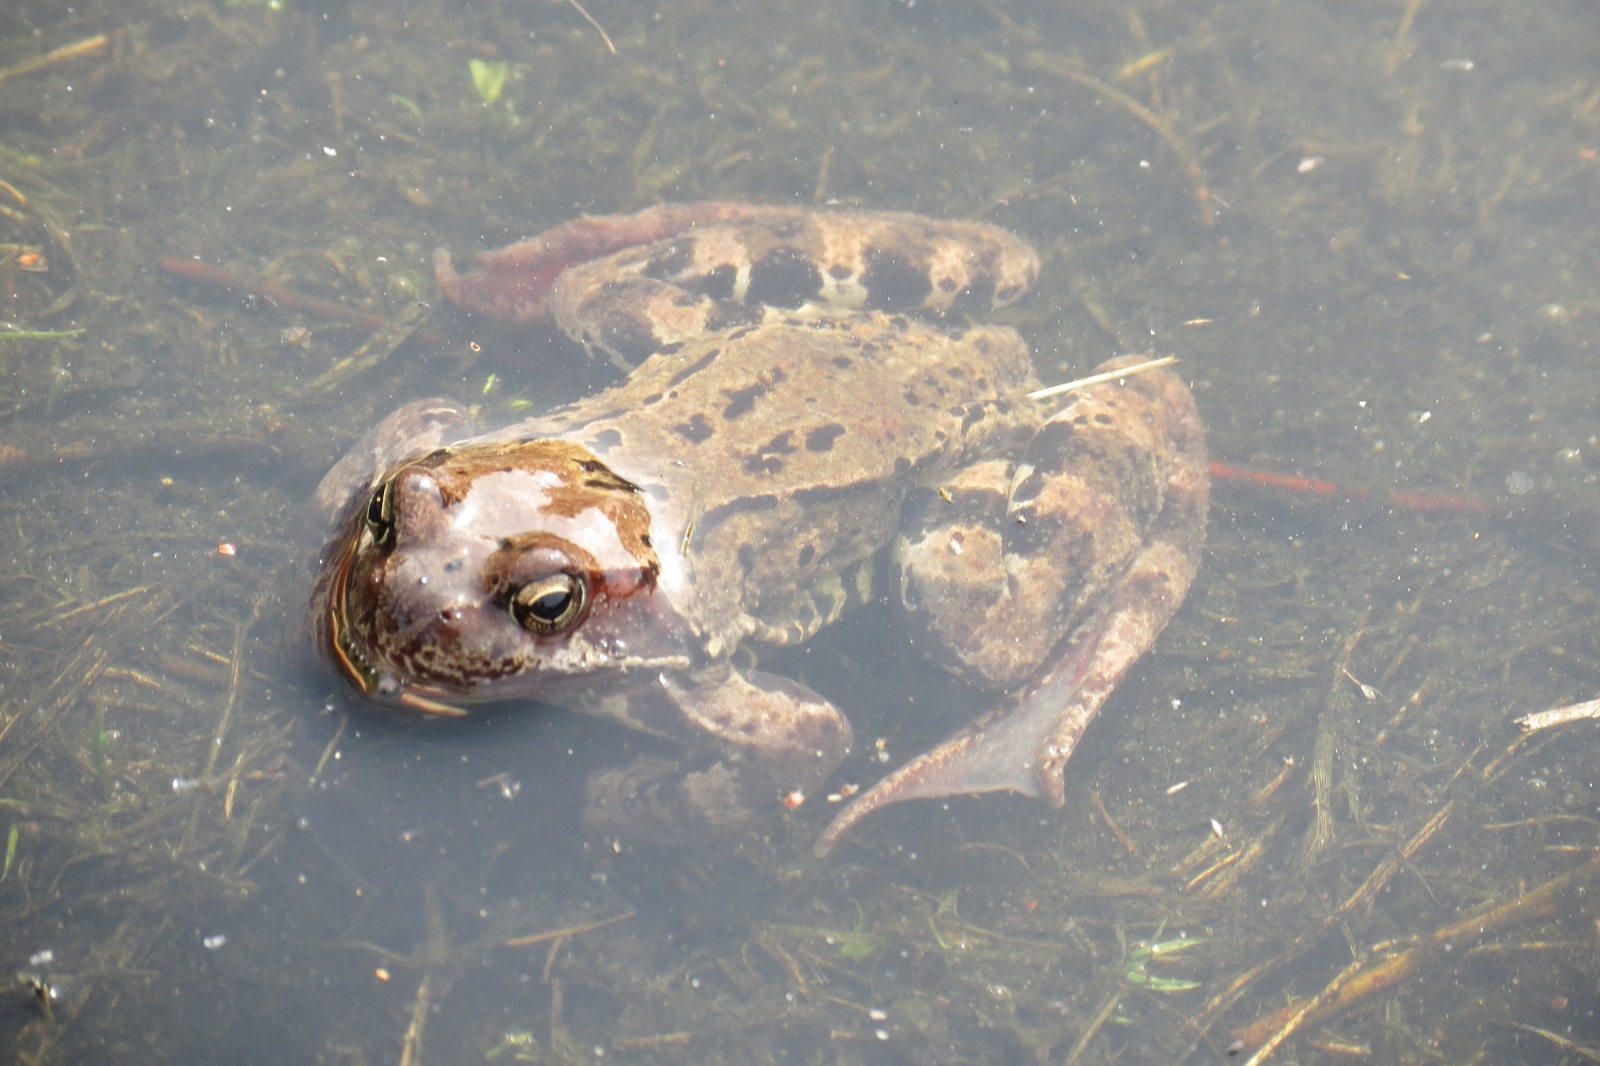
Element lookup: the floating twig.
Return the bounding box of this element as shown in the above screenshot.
[1232,849,1600,1056]
[1027,355,1177,400]
[561,0,616,55]
[505,909,637,948]
[1209,460,1491,517]
[157,257,390,330]
[1382,0,1425,78]
[1516,697,1600,734]
[300,300,429,394]
[0,328,84,340]
[1507,1021,1600,1063]
[0,30,120,87]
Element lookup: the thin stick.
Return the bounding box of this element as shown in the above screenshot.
[1383,0,1424,78]
[505,910,637,948]
[1232,851,1600,1052]
[399,887,457,1066]
[310,713,348,780]
[1028,355,1177,400]
[0,329,86,341]
[1240,955,1369,1066]
[1335,801,1452,917]
[1507,1022,1600,1062]
[157,257,390,330]
[41,585,152,626]
[177,595,263,857]
[562,0,616,54]
[1517,697,1600,733]
[1062,988,1124,1066]
[1088,790,1139,856]
[0,31,117,86]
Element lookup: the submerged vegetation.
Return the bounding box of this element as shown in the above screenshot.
[1,0,1598,1061]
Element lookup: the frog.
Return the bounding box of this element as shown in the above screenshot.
[308,202,1208,857]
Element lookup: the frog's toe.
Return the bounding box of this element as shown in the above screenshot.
[813,698,1071,857]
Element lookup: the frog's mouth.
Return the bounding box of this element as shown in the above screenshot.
[325,541,467,718]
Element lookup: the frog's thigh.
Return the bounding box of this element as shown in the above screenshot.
[898,387,1162,688]
[818,363,1206,855]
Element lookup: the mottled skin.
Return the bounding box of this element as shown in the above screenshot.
[311,204,1208,855]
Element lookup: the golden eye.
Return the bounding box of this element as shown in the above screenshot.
[509,573,587,636]
[365,480,395,548]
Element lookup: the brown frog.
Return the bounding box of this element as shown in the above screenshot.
[309,203,1208,856]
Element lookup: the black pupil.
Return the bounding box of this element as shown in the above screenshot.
[528,587,571,621]
[367,488,384,523]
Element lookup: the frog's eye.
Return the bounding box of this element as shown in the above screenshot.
[509,573,587,636]
[365,479,396,548]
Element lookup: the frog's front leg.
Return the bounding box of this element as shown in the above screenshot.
[581,663,853,841]
[815,357,1207,856]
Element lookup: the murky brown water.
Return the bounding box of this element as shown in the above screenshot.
[2,0,1598,1061]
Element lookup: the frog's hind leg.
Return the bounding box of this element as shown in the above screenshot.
[816,496,1203,856]
[818,358,1208,856]
[813,615,1109,858]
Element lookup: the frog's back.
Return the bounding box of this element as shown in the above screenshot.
[478,207,1044,646]
[508,309,1037,645]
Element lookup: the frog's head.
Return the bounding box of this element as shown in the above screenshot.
[317,439,685,715]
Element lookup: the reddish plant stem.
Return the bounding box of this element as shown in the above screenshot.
[1210,460,1491,517]
[158,256,391,330]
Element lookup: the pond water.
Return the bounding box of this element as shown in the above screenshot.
[1,0,1598,1062]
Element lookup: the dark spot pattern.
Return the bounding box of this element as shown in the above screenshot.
[743,454,785,475]
[737,543,757,572]
[862,248,933,310]
[759,431,796,455]
[642,242,694,280]
[666,348,720,387]
[687,264,738,303]
[696,494,780,539]
[674,413,714,443]
[827,263,853,280]
[832,355,853,369]
[721,367,787,421]
[797,544,816,567]
[745,246,824,308]
[949,275,997,316]
[805,423,846,452]
[589,428,623,453]
[705,301,765,332]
